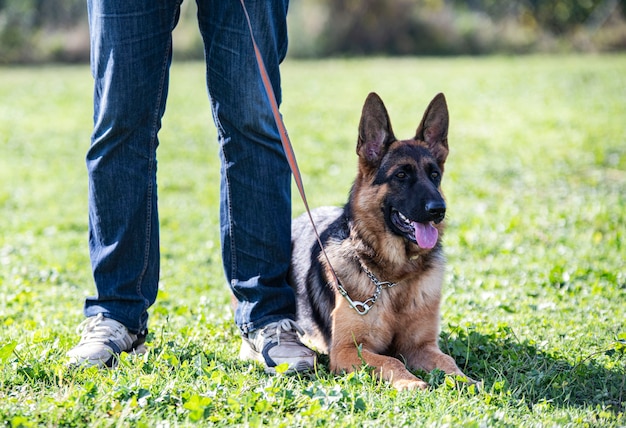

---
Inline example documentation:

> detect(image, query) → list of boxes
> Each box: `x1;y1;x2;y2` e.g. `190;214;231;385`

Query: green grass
1;54;625;427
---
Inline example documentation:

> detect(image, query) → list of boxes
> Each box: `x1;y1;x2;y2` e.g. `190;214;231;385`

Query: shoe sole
239;341;315;374
67;344;148;369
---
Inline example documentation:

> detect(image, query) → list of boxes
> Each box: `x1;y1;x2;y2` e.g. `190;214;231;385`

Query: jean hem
239;314;296;336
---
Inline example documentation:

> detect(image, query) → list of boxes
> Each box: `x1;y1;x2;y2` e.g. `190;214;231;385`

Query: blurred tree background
1;0;625;63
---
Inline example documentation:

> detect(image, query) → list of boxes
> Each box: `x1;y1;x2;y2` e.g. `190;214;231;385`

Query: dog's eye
395;171;407;179
430;172;440;181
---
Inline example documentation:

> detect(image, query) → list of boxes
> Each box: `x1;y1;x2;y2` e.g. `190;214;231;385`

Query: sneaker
66;313;147;368
239;319;316;374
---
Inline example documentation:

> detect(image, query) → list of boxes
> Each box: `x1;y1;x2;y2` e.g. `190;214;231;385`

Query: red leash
239;0;347;299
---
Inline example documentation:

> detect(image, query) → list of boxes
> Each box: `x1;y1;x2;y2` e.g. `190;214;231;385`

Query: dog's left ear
357;92;396;168
416;93;449;167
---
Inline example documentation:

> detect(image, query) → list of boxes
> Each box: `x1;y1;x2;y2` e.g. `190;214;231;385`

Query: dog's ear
416;93;449;167
357;92;396;167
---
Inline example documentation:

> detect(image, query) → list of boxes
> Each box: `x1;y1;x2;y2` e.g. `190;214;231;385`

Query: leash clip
336;281;373;315
336;260;401;316
351;301;372;315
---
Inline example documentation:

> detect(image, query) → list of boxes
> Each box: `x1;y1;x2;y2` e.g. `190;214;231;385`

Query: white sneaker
239;319;316;374
66;314;147;368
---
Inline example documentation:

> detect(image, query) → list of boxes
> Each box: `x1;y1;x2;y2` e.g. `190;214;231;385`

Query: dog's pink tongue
413;222;438;249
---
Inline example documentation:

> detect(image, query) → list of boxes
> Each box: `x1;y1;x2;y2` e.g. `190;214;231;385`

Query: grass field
0;54;625;427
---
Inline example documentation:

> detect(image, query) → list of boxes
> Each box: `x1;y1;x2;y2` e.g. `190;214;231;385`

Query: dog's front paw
393;378;429;391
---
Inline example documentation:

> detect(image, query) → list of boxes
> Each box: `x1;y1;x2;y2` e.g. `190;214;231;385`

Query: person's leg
198;0;293;333
197;0;314;372
68;0;181;367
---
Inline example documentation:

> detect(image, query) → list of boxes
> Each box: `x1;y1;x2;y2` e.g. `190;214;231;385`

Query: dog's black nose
425;200;446;223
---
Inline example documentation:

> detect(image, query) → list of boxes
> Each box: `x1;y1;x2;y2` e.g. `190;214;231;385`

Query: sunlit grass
0;55;625;426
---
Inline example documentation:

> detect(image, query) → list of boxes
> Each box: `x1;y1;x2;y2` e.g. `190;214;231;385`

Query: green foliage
289;0;626;57
0;0;39;63
0;55;625;426
0;0;86;63
451;0;620;32
2;1;626;62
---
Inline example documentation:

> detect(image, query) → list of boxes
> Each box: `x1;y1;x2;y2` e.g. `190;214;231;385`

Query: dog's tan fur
322;238;463;390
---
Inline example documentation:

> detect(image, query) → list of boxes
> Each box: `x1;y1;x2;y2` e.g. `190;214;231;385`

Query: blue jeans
84;0;294;335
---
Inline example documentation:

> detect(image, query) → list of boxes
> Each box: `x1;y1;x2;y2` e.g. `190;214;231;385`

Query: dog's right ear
357;92;396;167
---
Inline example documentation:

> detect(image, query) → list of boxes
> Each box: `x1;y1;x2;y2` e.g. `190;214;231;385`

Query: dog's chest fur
327;239;445;353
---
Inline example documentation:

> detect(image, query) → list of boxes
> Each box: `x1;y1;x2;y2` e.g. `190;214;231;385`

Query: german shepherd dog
288;92;470;390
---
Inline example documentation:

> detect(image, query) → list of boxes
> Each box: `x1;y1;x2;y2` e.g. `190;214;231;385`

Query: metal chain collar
336;259;399;315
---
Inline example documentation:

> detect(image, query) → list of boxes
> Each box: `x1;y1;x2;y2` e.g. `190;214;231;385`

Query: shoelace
268;319;304;346
76;313;127;344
